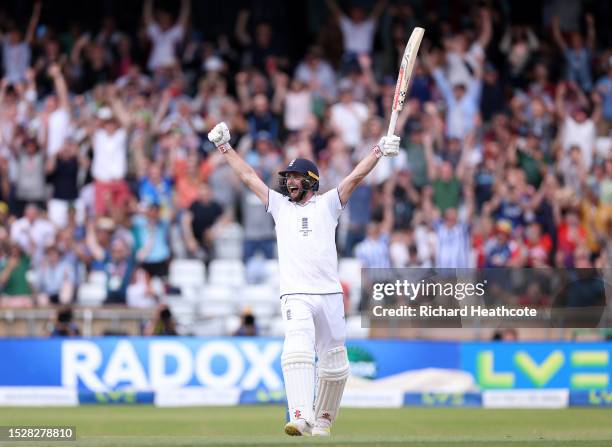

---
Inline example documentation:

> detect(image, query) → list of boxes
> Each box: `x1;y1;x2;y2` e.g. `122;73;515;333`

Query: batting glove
207;122;231;153
374;135;400;158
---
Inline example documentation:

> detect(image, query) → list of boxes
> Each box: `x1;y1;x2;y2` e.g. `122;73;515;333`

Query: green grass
0;406;611;447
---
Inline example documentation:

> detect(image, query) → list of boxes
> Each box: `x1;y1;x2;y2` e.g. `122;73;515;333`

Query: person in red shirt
556;208;587;267
524;222;552;267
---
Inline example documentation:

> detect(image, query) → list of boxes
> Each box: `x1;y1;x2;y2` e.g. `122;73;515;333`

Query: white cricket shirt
267;188;344;297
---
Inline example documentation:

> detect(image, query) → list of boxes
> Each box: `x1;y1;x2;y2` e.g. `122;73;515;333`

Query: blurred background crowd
0;0;610;335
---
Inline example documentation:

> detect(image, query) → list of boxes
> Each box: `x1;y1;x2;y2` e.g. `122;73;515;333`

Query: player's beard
289;185;302;202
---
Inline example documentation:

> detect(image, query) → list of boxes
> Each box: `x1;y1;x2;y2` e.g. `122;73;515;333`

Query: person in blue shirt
595;60;612;123
138;163;173;218
552;14;596;92
343;183;371;256
484;220;516;267
133;203;171;278
428;51;482;139
103;238;135;305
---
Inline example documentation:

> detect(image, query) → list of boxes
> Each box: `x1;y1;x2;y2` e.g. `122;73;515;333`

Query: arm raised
143;0;154;27
208;122;269;206
178;0;191;29
48;63;70;111
338;135;400;205
25;1;41;44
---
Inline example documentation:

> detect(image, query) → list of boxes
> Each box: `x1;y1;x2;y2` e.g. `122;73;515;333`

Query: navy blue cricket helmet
278;158;320;199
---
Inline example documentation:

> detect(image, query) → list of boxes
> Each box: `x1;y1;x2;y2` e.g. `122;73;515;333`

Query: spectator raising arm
467;64;483;101
591;90;603;125
25;1;42;44
423;131;437;181
180;211;200;255
551;16;567;51
554;81;568;120
234;8;251;46
85;220;106;262
357;54;380;97
107;85;132;128
526;26;540;51
70;34;90;67
370;0;387;21
142;0;154;28
585;13;595;51
152;88;172;133
177;0;191;30
0;78;9;107
475;8;493;50
456;130;476;182
48;64;70;112
325;0;342;22
271;72;289;115
395;98;418;135
431;66;455;105
235;72;252;113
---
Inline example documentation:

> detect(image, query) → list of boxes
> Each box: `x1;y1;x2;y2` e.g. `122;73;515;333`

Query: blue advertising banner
1;338;611;395
0;338;460;392
569;390;612;407
403;392;482;407
461;342;612;390
79;391;155;405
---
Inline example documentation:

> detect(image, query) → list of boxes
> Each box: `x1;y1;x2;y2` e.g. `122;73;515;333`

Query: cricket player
208;122;399;436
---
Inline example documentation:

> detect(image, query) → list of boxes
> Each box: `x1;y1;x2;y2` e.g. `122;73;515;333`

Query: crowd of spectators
0;0;610;310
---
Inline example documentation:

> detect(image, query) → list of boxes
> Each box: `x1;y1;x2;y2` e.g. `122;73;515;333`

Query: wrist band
217;143;229;153
372;145;383;159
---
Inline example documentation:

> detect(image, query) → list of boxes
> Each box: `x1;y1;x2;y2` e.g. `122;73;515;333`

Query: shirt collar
294;193;318;207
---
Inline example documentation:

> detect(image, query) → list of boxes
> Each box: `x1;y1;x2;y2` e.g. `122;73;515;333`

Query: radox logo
61;340;283;392
465;345;611;390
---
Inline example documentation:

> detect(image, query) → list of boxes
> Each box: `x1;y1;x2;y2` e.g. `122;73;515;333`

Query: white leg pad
282;340;315;424
314;346;350;424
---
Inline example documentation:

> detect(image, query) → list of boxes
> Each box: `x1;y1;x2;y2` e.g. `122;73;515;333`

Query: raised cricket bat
387;27;425;137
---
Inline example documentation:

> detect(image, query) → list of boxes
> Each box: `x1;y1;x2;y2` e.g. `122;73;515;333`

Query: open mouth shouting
287;184;301;198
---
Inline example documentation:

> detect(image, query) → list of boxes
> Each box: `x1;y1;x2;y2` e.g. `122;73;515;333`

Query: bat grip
387;110;399;137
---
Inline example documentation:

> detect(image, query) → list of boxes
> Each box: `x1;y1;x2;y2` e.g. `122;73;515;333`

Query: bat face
392;27;425;113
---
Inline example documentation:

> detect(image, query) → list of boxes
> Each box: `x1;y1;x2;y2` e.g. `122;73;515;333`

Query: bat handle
387;110;399;137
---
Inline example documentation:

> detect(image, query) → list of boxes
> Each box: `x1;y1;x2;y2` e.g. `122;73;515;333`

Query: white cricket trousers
281;293;346;358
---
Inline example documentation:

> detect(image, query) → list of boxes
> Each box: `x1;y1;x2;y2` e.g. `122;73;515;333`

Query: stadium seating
264;259;280;285
169;259;206;288
166;299;197;331
224;315;242;335
190;318;229;336
169;259;206;300
267;315;286;337
88;271;107;287
64;258;370;336
208;259;246;287
213;223;243;259
198;285;236;318
77;283;107;307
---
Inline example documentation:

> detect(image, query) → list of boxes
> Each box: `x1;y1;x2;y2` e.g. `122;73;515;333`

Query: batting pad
314;346;350;423
282;349;315;423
